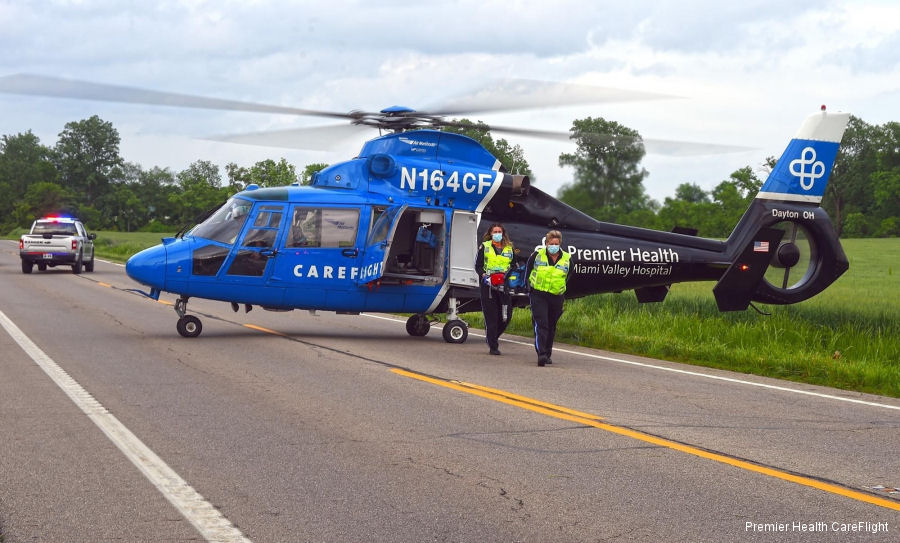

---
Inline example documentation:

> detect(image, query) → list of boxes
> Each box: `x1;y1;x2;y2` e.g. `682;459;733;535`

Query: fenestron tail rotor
763;221;817;291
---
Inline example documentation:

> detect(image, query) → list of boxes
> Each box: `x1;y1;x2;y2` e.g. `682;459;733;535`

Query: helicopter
0;75;850;341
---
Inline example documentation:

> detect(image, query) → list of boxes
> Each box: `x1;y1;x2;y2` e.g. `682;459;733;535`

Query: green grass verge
466;238;899;397
91;231;176;263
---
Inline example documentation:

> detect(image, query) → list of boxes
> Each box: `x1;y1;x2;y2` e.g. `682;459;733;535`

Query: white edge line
0;309;251;543
361;314;900;411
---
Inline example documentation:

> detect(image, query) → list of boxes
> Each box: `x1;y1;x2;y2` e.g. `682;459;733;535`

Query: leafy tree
171;160;231;225
657;168;762;237
54;115;122;209
225;162;250;191
0;131;58;231
841;212;873;237
824;116;878;236
872;170;900;225
557;117;650;222
674;182;709;203
442;120;533;177
727;165;763;199
134;166;179;228
300;162;330;185
226;158;301;189
248;158;298;187
12;182;77;225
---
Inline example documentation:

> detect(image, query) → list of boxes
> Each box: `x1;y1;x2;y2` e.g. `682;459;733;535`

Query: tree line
1;114;896;238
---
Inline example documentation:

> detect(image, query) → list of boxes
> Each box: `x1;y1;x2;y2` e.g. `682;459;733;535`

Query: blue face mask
546;244;560;255
492;233;503;243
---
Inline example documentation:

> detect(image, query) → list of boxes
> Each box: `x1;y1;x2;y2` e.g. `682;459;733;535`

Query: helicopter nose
126;243;167;290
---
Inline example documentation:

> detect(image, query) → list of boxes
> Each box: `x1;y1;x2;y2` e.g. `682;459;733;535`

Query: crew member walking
526;230;570;366
475;223;515;355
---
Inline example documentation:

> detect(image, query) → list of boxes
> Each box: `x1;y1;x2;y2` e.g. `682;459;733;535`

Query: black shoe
489;348;501;355
546;358;552;365
538;356;546;366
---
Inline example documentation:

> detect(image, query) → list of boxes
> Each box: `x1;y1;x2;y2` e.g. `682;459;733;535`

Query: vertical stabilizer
756;110;850;204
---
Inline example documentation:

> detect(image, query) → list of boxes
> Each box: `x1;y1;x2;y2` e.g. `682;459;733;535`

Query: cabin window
287;207;359;248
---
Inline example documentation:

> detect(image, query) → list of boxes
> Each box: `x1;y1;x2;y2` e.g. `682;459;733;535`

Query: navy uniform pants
480;284;511;350
529;289;564;360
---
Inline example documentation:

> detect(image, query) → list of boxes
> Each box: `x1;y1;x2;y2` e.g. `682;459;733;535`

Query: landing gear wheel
442;319;468;344
406;314;430;337
22;260;33;274
176;315;202;338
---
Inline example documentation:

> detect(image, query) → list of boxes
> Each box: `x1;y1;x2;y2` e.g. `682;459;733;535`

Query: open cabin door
357;204;407;285
449;211;479;288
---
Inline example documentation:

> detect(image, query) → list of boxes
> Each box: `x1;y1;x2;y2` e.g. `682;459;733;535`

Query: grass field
470;238;900;398
91;231;177;262
8;230;897;397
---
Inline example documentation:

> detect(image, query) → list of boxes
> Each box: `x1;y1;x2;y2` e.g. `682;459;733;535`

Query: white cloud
1;0;898;202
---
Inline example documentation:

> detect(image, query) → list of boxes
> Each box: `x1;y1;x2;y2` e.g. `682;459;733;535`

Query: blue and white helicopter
0;75;850;340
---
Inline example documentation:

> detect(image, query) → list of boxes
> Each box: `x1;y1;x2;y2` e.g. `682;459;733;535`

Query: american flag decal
753;241;770;252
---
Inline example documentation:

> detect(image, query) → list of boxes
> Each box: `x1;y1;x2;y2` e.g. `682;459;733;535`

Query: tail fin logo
756;111;849;204
789;147;826;191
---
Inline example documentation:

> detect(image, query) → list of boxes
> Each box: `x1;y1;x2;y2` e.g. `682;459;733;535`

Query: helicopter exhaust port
501;173;530;196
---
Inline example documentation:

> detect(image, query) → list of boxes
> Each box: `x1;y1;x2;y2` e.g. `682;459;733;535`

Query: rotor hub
776;242;801;268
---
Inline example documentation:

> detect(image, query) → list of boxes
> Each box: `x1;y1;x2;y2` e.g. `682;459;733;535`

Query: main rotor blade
0;73;353;121
206;123;369;151
470;122;754;156
428;78;677;115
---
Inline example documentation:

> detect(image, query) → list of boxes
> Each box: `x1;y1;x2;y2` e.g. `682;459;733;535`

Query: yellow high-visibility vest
528;248;570;295
483;240;514;273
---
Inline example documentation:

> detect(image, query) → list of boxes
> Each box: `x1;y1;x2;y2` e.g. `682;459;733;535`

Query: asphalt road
1;241;898;542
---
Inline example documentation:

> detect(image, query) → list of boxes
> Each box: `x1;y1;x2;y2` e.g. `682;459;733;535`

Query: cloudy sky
1;0;898;202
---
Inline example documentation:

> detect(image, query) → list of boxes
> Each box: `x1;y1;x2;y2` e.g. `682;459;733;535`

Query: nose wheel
440;295;468;344
176;315;203;338
174;297;203;338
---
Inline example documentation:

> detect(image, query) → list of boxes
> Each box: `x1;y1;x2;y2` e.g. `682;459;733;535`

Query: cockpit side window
191;197;252;244
227;205;284;276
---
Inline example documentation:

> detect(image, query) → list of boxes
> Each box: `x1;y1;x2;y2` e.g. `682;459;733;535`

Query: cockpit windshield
190;197;252;244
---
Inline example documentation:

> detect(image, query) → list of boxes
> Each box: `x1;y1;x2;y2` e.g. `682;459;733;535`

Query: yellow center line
244;323;291;337
393;369;604;427
98;282;112;288
456;380;603;421
394;367;900;512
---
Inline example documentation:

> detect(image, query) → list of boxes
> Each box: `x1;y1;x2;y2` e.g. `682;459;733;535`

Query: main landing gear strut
174;296;202;338
404;295;468;344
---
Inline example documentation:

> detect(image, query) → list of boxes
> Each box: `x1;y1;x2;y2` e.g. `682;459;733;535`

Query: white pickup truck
19;216;96;274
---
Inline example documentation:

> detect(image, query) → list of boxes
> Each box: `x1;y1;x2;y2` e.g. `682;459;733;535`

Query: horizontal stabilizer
713;228;785;311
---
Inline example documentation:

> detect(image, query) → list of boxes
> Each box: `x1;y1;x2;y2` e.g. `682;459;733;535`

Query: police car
19;216;96;274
